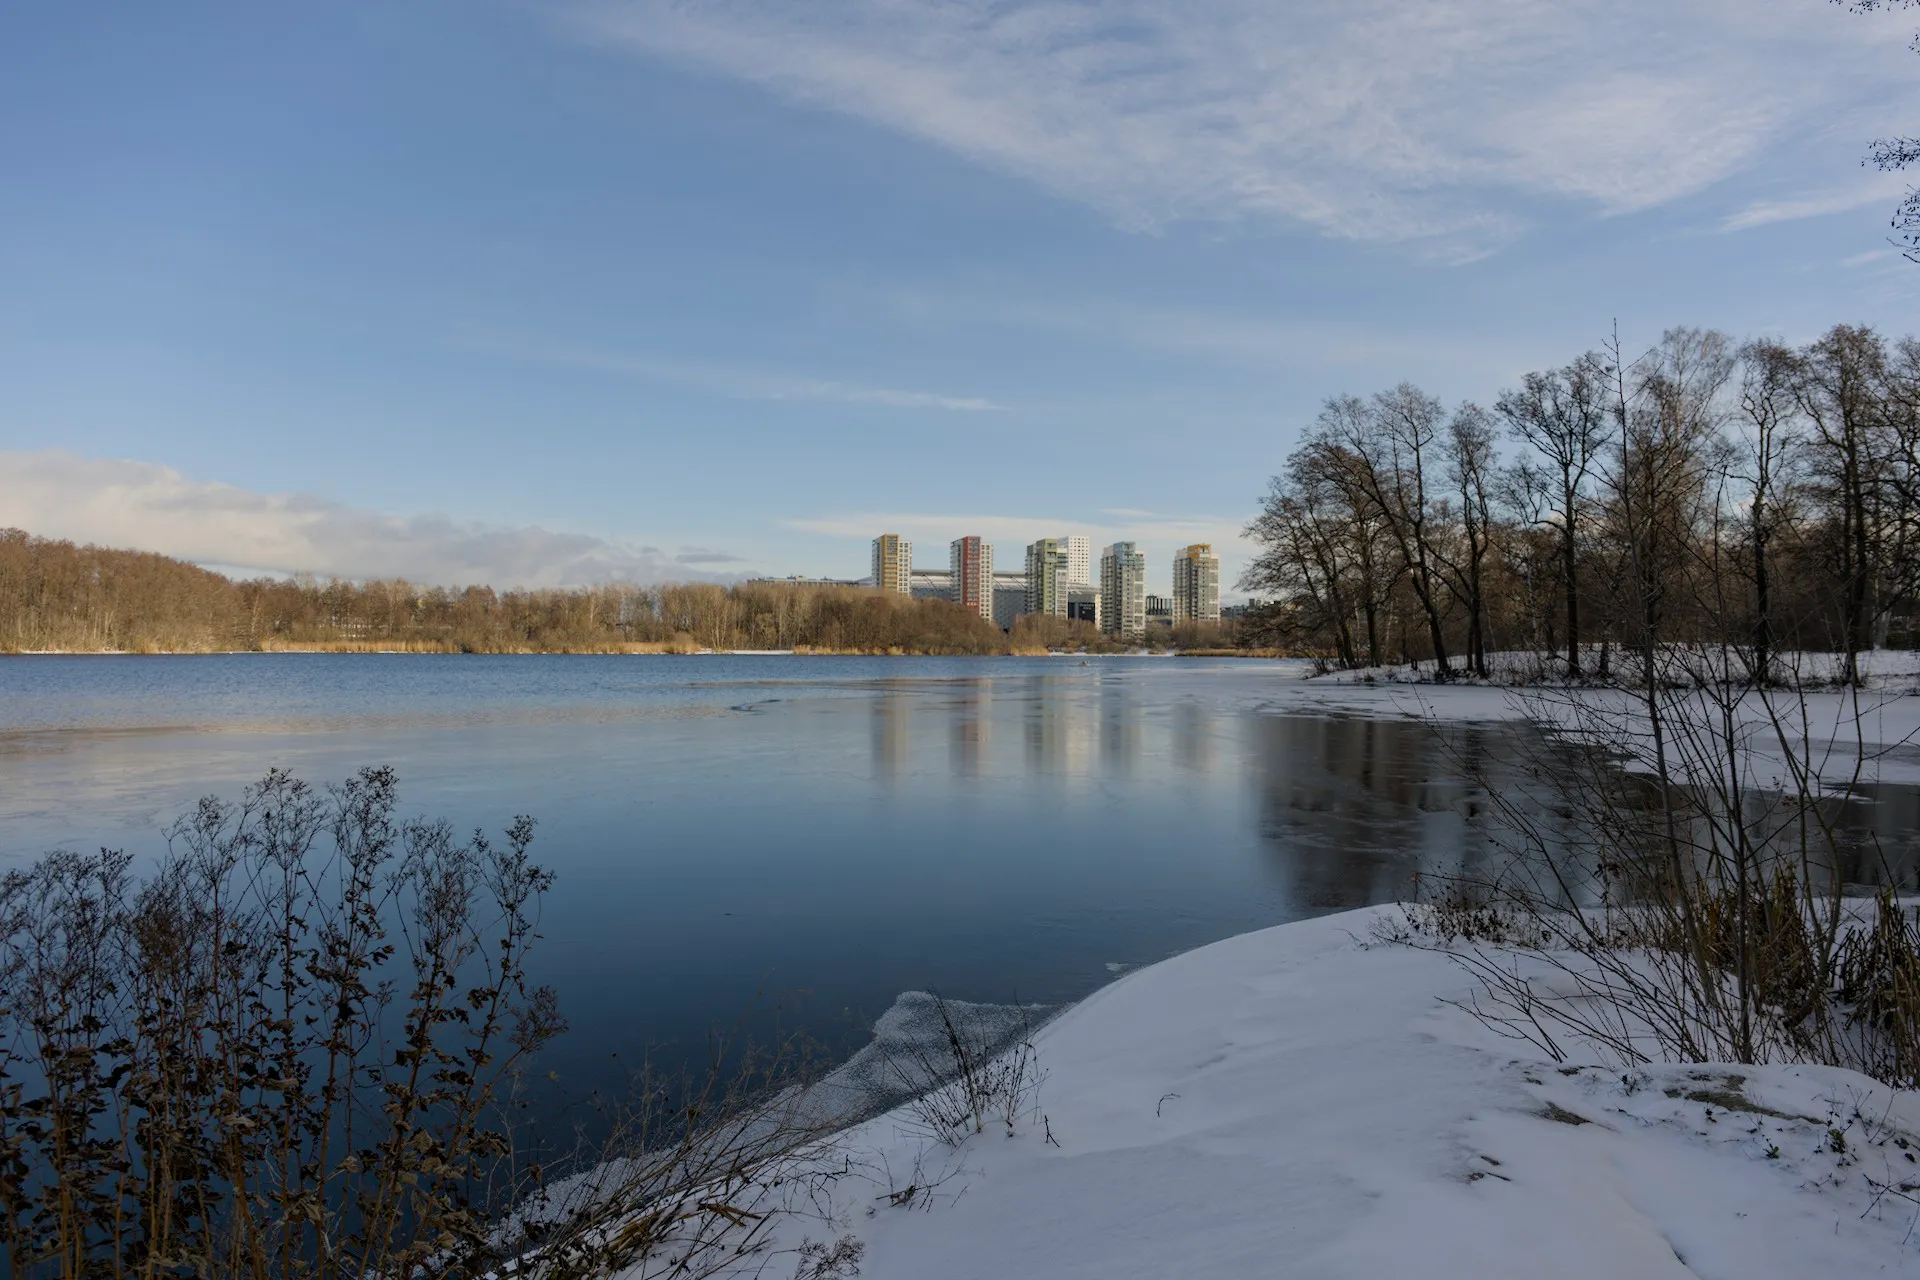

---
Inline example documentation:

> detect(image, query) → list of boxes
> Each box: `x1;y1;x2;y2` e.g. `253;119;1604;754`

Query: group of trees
234;577;1013;655
0;530;247;653
0;532;1010;654
1241;324;1920;682
1008;612;1239;654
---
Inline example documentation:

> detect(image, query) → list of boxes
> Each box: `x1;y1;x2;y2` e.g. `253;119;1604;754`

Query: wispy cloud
958;291;1536;373
1841;247;1903;268
847;281;1575;395
470;333;1006;413
565;0;1909;253
0;451;752;587
1720;171;1914;232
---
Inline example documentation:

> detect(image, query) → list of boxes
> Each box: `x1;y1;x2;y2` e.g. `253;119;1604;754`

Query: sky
2;1;1917;598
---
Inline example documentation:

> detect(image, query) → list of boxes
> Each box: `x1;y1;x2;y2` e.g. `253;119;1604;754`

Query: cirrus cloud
565;0;1915;254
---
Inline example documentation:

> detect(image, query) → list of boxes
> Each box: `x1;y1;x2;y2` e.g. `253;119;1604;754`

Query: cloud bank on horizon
0;452;749;589
0;452;1258;594
569;0;1913;256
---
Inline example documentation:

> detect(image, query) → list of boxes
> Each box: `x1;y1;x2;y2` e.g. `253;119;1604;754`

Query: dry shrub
0;769;848;1280
1838;890;1920;1089
0;768;563;1279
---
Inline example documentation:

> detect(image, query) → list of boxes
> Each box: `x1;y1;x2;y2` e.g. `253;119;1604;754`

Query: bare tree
1242;433;1403;667
1608;327;1734;659
1329;387;1455;675
1729;340;1804;682
1793;325;1895;682
1496;353;1612;675
1436;402;1499;676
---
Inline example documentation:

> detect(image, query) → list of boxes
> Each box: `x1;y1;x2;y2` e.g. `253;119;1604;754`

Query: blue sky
2;1;1916;596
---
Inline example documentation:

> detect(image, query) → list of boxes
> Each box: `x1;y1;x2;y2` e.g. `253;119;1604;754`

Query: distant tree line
0;532;1013;654
1241;324;1920;682
1007;612;1242;654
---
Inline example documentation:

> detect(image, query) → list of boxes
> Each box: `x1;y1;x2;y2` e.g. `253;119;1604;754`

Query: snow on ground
748;909;1920;1279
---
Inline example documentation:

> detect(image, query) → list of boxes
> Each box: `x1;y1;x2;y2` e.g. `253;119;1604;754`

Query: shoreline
759;907;1920;1276
0;646;1302;659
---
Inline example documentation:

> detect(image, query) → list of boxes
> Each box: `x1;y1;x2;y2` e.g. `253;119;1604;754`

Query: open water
3;653;1913;1104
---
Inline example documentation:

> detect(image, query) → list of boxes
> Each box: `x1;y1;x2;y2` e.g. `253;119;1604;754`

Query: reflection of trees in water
1849;784;1920;891
1253;715;1547;910
1254;712;1920;912
1602;771;1920;895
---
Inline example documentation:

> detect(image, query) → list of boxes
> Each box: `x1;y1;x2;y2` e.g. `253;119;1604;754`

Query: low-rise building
991;573;1028;630
743;576;864;589
1066;585;1101;628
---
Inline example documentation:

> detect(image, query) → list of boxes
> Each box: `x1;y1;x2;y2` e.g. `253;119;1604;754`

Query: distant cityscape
752;534;1226;639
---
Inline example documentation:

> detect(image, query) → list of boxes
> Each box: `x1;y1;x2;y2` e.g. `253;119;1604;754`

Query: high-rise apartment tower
1172;544;1221;623
949;536;995;620
1024;538;1068;617
1100;541;1147;640
871;534;913;594
1061;535;1092;588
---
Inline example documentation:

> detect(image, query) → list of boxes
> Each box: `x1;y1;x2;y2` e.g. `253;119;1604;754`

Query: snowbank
777;909;1920;1279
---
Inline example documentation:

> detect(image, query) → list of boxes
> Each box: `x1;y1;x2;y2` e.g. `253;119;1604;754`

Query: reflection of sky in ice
2;653;1913;1110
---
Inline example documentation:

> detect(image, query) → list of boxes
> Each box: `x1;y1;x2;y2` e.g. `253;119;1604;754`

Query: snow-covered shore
783;908;1920;1278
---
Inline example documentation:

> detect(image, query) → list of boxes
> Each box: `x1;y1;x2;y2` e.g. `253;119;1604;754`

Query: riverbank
1;642;1297;657
779;907;1920;1277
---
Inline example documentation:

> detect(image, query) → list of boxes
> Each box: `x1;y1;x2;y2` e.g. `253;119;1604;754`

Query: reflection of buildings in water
870;688;912;779
1098;679;1144;776
947;681;991;776
1063;689;1095;777
1171;699;1212;773
1253;714;1522;910
1022;680;1096;779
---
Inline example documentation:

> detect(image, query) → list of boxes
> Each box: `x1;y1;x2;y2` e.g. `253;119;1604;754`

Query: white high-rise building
1060;535;1092;588
871;534;912;594
1100;542;1147;640
949;536;994;620
1024;538;1068;617
1171;544;1221;623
